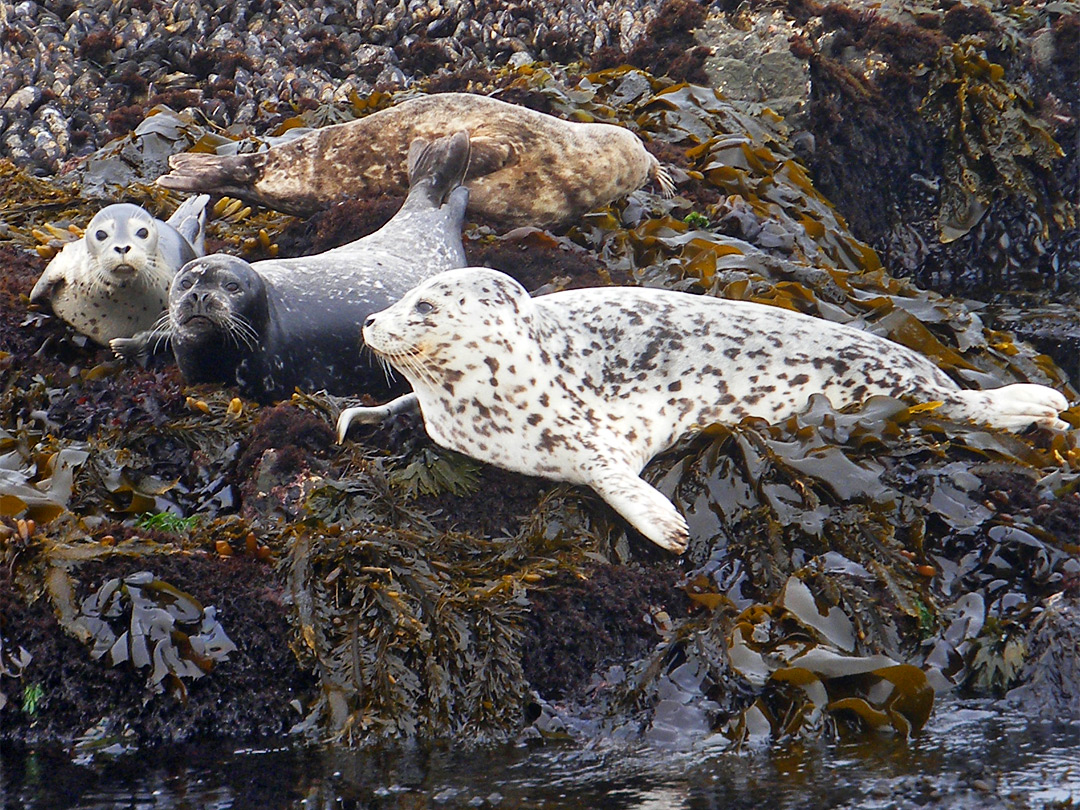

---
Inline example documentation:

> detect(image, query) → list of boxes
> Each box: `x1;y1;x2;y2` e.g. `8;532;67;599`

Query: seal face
358;267;1069;553
151;131;473;403
157;92;672;228
29;197;209;345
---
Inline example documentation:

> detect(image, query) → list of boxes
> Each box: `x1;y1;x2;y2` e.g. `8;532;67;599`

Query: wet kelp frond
285;524;534;744
921;39;1069;242
48;569;236;700
519;393;1075;743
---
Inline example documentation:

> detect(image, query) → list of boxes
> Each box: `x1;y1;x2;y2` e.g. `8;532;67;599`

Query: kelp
921;39;1069;242
722;576;934;741
47;569;236;699
285;523;530;743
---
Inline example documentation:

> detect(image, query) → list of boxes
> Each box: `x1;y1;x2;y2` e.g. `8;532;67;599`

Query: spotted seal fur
29;195;209;345
339;267;1070;553
116;132;471;403
156;92;672;228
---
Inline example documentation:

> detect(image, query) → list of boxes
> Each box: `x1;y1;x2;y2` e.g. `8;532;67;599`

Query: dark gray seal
341;267;1070;554
29;195;209;345
117;132;471;403
156;92;672;228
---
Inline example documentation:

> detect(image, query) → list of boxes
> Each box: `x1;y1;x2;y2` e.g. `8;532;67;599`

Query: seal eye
415;300;434;315
225;282;240;293
135;227;149;239
95;230;108;241
179;277;194;290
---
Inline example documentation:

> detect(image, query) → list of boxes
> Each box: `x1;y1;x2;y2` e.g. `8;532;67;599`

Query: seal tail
404;130;471;208
941;384;1070;432
166;193;210;255
157;152;262;195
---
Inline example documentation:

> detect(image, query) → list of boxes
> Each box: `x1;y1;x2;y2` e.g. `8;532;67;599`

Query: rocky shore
1;0;1078;753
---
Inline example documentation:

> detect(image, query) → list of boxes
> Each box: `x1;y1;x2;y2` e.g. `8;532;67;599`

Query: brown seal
156;92;672;228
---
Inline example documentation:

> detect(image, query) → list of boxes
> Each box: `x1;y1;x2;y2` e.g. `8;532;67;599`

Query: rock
697;11;810;120
1006;594;1080;720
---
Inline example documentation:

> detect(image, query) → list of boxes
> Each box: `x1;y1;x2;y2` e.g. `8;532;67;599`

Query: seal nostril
364;316;376;328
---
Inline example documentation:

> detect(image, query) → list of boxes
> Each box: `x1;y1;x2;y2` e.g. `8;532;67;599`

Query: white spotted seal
156;92;672;228
339;267;1070;554
118;132;472;403
29;195;209;345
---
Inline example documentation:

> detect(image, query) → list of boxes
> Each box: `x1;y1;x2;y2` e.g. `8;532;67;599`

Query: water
3;699;1078;809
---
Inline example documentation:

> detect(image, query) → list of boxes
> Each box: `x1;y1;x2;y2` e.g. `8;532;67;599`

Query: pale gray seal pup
156;92;672;228
29;195;209;345
117;131;472;404
339;267;1070;554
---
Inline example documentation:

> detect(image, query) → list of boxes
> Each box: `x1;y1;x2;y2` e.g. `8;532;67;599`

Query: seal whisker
226;315;259;351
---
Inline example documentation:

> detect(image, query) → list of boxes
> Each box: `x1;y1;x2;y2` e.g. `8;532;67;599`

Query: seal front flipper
158;152;265;201
337;393;420;443
29;240;84;310
165;193;211;255
111;327;171;366
580;459;689;555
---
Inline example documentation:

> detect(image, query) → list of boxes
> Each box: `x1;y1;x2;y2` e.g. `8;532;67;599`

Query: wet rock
1006;594;1080;720
697;10;811;120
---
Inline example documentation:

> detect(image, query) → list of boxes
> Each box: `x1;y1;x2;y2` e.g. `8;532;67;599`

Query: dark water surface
3;699;1077;809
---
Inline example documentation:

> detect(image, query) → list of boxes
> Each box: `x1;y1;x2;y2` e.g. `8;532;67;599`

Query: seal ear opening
406;130;472;207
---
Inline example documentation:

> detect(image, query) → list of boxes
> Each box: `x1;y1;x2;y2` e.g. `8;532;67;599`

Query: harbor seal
29;195;209;345
116;131;472;403
156;92;672;229
339;267;1070;554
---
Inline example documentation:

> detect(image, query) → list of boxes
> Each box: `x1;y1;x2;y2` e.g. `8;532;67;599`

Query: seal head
168;254;270;386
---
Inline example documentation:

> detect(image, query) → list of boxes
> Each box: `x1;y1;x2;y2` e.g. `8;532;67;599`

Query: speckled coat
361;268;1068;552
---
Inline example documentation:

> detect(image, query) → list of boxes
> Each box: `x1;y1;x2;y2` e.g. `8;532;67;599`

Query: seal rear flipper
583;463;689;554
166;193;211;255
942;384;1070;432
405;131;471;208
157;152;263;195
